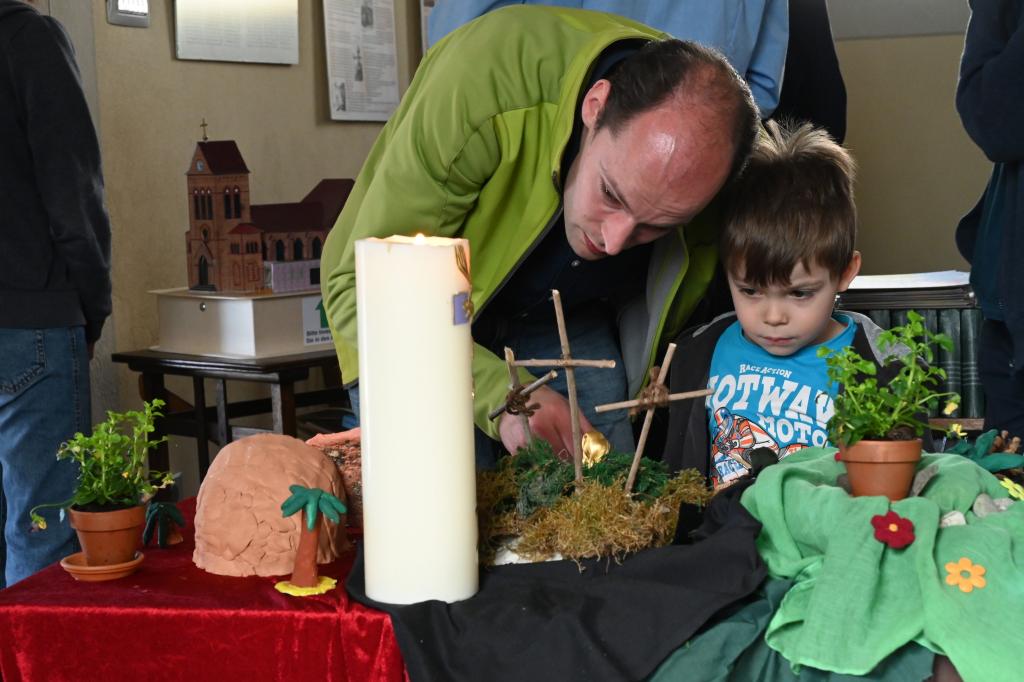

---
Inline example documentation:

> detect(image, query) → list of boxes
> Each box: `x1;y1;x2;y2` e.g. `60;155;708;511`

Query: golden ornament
581;430;610;468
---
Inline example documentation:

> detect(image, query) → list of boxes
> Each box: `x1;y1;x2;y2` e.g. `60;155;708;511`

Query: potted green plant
818;311;959;500
30;399;175;571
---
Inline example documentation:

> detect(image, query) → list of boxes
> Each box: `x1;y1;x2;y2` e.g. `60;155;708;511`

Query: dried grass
476;443;711;565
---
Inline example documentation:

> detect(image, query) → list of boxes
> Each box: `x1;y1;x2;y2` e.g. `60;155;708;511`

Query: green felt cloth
650;578;935;681
739;448;1023;681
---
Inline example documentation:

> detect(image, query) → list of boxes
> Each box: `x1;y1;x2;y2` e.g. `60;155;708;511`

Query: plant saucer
60;551;144;582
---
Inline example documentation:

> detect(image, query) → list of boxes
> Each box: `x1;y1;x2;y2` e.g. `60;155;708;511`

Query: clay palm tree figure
280;485;347;589
143;501;186;547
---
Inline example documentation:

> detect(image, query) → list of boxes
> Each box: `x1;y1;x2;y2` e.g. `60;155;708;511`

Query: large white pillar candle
355;235;478;604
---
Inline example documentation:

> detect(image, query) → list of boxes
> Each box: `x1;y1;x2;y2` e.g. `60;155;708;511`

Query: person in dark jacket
0;0;112;587
955;0;1024;440
663;121;869;486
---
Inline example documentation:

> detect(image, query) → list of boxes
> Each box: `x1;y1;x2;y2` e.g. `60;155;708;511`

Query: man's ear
581;79;611;131
837;251;862;292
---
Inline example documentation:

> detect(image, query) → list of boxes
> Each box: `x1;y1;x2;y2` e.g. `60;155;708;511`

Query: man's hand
498;385;594;459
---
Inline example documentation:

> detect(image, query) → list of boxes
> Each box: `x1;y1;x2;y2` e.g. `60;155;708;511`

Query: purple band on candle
453;291;472;325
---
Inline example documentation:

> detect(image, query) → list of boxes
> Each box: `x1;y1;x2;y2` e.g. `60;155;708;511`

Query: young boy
662;121;897;487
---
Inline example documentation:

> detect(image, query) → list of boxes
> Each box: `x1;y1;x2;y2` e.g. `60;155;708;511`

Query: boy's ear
837;251;862;292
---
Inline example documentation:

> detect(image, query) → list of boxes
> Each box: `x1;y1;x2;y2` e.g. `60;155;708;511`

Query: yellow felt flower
942;401;959;416
944;557;986;593
1000;477;1024;501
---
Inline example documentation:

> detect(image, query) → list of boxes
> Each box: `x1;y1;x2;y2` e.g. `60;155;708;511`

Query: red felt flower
870;511;915;549
834;452;842;461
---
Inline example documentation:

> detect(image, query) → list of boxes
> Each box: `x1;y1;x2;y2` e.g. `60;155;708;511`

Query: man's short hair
596;39;759;185
721;120;857;286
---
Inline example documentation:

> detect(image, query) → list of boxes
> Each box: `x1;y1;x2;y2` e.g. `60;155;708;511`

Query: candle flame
414;233;426;245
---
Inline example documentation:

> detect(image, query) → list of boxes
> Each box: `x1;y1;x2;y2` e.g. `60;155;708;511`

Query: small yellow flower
35;518;47;531
943;401;959;416
944;557;986;593
122;471;130;478
947;423;967;439
1000;477;1024;501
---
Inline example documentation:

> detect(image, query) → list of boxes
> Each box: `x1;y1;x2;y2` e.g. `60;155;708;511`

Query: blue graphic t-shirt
706;315;856;486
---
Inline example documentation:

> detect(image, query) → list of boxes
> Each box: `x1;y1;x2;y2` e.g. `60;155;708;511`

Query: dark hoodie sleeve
956;0;1024;162
9;12;112;343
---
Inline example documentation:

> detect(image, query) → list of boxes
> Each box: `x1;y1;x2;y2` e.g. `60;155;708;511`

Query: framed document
323;0;401;122
175;0;299;65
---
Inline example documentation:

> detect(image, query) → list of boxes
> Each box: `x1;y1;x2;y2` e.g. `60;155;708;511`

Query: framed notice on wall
323;0;401;122
175;0;299;65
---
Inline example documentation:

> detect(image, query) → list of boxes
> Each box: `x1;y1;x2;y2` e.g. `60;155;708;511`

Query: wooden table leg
192;377;211;481
215;379;232;446
271;381;297;436
140;372;169;474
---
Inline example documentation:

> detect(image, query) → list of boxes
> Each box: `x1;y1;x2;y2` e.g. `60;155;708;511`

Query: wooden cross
200;118;209;141
594;342;713;493
487;347;558;443
507;290;616;483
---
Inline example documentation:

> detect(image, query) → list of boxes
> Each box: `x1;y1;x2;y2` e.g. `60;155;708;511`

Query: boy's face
728;253;861;356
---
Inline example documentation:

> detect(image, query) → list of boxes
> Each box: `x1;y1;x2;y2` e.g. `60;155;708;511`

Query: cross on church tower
200;118;209;141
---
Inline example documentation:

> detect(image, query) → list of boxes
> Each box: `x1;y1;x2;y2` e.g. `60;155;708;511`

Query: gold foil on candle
581;430;610;468
455;244;471;284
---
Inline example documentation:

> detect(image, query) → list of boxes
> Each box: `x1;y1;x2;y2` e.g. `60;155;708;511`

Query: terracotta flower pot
69;505;147;566
838;439;922;501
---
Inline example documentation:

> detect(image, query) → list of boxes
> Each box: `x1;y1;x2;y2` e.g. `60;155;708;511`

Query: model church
185;138;353;293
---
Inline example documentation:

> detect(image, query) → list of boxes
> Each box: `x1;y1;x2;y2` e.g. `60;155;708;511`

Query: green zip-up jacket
321;5;722;439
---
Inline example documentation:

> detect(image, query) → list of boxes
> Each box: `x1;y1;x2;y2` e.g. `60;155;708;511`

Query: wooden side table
111;348;346;481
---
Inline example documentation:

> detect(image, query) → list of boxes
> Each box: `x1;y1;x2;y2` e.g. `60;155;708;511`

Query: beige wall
69;0;420;492
836;34;990;275
93;0;417;374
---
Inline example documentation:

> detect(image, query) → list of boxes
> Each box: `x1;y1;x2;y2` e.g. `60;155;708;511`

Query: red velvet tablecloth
0;499;406;682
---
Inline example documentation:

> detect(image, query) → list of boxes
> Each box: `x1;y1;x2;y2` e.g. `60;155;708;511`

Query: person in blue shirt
662;121;905;488
426;0;787;118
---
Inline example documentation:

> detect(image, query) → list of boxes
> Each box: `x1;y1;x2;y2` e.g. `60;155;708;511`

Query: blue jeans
0;327;88;588
346;305;634;469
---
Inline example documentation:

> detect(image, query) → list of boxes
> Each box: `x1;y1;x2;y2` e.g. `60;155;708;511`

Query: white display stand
151;288;333;358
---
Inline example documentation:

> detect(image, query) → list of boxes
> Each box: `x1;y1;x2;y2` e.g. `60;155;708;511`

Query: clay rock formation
193;433;349;577
307;428;363;529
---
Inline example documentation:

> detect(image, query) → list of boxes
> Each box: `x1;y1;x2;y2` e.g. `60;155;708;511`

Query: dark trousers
979;318;1024;438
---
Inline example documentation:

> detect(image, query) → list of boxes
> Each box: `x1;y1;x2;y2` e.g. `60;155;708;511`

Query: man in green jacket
321;6;757;463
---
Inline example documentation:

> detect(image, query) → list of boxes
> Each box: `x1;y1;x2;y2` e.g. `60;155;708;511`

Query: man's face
728;254;861;357
562;79;735;261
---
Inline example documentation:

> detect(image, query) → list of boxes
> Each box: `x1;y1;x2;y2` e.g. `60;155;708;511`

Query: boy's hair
721;120;857;287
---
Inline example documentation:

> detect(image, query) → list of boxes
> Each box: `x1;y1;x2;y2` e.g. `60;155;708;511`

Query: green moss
476;439;712;564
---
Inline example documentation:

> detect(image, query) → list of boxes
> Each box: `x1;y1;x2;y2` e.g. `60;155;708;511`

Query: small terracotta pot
69;505;147;566
838;438;922;501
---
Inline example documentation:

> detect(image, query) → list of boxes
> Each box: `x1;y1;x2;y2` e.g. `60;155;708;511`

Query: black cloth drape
347;492;766;682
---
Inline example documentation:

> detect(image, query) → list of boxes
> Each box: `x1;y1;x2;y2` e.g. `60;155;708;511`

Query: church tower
184;131;252;290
